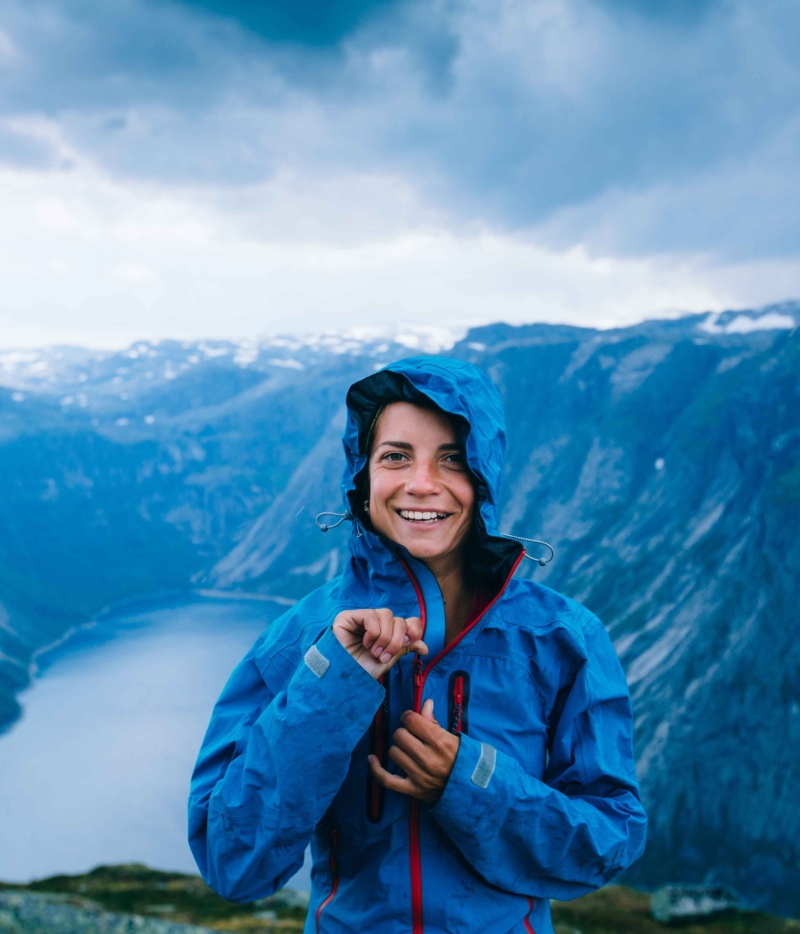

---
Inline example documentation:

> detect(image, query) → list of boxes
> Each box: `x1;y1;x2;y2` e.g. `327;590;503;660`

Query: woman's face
366;401;475;565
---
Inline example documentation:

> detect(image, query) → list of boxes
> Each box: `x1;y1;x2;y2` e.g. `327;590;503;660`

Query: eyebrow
375;441;461;451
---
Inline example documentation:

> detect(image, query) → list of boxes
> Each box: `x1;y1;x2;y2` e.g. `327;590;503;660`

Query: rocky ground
0;865;306;933
0;890;215;934
550;886;800;933
2;865;798;934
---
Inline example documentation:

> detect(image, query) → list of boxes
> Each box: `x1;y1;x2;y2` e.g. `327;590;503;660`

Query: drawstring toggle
315;511;352;532
501;533;555;566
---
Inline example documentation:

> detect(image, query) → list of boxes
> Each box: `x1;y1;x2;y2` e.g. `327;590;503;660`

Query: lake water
0;595;311;890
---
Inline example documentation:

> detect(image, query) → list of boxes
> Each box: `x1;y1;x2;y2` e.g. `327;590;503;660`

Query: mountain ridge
1;304;798;914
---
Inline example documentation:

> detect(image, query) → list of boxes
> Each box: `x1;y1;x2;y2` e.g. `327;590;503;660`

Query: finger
404;616;423;644
388;743;430;780
401;710;444;744
392;727;433;771
361;610;381;649
335;609;370;635
403;709;442;737
380;616;407;663
376;638;427;674
371;608;395;659
368;755;418;797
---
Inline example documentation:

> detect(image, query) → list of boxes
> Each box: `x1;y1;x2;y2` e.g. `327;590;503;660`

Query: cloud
177;0;402;47
3;147;800;349
2;1;798;247
109;261;157;282
539;113;800;261
0;27;19;62
0;0;798;344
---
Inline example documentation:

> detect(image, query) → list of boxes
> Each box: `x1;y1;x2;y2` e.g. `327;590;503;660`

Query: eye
382;451;408;463
443;452;466;467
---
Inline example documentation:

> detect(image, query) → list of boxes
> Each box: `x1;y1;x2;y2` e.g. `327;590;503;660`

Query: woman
189;357;647;934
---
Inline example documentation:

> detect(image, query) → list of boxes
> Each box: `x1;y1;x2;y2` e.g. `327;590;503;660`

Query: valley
1;305;798;914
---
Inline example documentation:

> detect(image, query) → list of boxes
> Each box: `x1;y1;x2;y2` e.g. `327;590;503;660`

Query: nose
405;458;440;496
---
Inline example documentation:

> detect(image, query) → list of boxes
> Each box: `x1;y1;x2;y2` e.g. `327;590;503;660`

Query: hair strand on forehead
363;396;456;457
363;404;385;456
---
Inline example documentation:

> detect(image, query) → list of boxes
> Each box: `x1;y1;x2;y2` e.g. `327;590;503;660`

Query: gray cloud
176;0;403;47
0;0;798;260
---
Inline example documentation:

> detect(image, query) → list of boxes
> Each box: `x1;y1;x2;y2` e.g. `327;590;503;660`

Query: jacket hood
342;356;521;587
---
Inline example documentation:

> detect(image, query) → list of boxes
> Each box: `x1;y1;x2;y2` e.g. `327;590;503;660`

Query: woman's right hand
332;609;427;679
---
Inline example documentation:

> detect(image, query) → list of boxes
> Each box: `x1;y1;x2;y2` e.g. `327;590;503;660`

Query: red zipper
452;675;464;733
447;670;470;734
399;563;426;934
524;896;537;933
315;827;339;933
398;548;525;934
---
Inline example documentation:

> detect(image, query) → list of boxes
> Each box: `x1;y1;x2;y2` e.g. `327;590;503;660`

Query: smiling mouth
397;509;451;523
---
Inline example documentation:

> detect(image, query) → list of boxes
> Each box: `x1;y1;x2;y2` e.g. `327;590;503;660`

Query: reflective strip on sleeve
471;743;496;789
304;644;330;679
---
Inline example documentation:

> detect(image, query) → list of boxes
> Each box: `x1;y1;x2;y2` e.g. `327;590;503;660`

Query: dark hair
345;370;518;590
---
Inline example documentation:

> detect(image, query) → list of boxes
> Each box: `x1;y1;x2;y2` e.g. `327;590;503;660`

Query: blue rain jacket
189;356;647;934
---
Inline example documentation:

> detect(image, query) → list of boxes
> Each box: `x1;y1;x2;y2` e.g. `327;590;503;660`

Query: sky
0;0;799;347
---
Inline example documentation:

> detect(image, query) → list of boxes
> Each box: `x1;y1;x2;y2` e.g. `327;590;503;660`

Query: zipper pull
452;705;462;734
451;675;464;734
413;656;423;688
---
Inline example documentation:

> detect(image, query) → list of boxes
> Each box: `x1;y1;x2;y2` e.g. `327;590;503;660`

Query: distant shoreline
1;590;292;736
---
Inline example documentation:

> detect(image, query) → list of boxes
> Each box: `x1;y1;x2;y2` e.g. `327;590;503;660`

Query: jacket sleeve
429;613;647;900
188;625;385;902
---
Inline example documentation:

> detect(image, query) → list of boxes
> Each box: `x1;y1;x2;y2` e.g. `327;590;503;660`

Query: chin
379;516;463;562
400;534;452;562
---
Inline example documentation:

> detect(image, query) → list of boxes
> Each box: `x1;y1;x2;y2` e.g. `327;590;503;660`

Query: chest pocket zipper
448;670;471;735
315;827;340;933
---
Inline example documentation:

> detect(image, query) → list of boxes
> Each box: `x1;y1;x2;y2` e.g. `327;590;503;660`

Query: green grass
2;865;798;933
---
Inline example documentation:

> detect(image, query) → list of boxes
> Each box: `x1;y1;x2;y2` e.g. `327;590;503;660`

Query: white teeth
399;509;448;521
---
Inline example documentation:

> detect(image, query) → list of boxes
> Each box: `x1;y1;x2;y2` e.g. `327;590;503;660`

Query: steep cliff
0;307;797;913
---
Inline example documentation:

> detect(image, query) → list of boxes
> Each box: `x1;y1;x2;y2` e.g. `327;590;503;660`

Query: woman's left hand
368;699;459;805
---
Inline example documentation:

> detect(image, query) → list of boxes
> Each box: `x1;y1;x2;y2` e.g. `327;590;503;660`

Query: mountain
1;305;798;915
0;329;434;726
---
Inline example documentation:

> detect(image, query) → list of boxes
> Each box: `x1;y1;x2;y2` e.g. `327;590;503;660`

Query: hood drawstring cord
316;511;363;537
316;512;550;558
501;533;555;567
315;511;350;531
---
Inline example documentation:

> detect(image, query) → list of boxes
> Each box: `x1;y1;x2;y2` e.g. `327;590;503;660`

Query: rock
651;885;739;923
255;889;309;912
0;891;215;934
